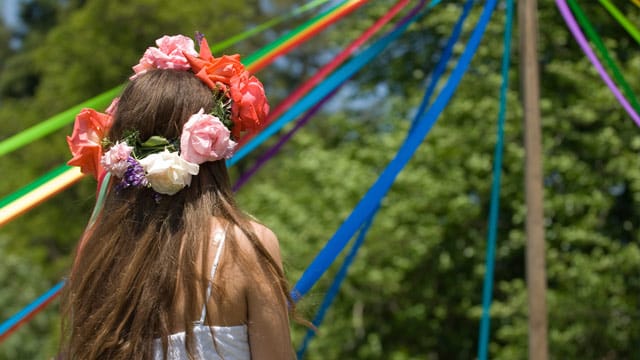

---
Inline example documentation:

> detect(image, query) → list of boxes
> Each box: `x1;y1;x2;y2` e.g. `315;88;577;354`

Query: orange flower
185;38;244;91
66;108;113;179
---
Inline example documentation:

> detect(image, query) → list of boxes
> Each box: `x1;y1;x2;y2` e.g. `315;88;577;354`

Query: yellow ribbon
0;168;84;228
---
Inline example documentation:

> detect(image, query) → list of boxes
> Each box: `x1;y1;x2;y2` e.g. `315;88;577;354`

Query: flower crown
66;34;269;197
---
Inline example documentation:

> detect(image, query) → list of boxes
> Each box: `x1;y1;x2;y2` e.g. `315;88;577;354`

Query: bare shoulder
251;222;282;262
239;222;294;358
232;221;283;266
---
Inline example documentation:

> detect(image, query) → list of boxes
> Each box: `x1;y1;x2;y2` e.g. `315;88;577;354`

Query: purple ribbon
556;0;640;126
232;88;339;192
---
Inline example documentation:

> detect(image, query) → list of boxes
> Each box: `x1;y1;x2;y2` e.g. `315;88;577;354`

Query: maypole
519;0;548;359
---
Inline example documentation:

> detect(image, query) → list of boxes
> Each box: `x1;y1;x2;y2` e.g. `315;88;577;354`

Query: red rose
185;36;269;139
229;71;269;138
66;109;113;179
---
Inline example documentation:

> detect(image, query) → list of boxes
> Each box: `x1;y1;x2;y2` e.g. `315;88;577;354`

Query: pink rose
101;142;133;178
229;70;269;138
67;108;114;179
131;35;199;79
180;109;237;164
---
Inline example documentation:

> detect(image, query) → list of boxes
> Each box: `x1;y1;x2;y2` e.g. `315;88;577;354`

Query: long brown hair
60;69;294;359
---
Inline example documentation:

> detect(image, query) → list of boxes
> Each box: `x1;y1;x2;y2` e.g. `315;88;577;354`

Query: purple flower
117;156;148;191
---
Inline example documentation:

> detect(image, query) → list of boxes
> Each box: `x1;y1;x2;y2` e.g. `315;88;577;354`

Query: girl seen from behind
61;34;296;359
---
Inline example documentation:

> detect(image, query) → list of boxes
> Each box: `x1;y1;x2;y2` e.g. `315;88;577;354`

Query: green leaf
140;136;170;148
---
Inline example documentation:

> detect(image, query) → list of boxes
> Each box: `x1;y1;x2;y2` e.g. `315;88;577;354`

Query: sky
1;0;22;29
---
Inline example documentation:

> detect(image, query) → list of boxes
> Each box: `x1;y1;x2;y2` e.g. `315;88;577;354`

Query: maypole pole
519;0;548;359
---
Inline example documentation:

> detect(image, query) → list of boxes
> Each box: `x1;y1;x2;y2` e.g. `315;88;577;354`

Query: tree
1;0;639;358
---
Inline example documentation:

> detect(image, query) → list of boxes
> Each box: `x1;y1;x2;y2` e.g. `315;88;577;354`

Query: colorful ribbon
0;167;83;227
229;1;426;165
0;0;363;227
233;0;412;188
0;0;342;160
209;0;333;54
0;281;65;343
246;0;410;145
556;0;640;126
232;88;338;192
568;0;640;113
245;0;368;73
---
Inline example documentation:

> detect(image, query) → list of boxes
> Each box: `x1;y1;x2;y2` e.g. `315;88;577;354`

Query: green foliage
1;0;640;358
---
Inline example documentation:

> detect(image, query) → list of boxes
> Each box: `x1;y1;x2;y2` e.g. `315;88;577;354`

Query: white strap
198;230;226;324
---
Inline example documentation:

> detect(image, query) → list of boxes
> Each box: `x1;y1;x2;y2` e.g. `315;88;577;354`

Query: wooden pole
519;0;549;359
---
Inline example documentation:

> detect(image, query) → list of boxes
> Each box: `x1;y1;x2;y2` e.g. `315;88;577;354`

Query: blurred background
0;0;639;358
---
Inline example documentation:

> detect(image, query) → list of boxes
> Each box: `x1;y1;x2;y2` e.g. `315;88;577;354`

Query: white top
152;325;249;360
153;230;251;359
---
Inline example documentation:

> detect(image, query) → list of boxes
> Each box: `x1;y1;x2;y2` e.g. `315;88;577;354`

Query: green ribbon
568;0;640;113
243;0;349;64
0;164;73;209
599;0;640;45
210;0;332;53
88;173;111;226
0;87;124;158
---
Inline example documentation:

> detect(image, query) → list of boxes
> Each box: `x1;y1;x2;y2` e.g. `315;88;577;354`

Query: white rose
138;149;199;195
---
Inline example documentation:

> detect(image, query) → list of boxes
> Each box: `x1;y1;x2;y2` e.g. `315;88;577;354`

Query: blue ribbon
296;206;378;358
0;281;65;338
412;0;476;129
292;0;498;302
477;0;513;358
